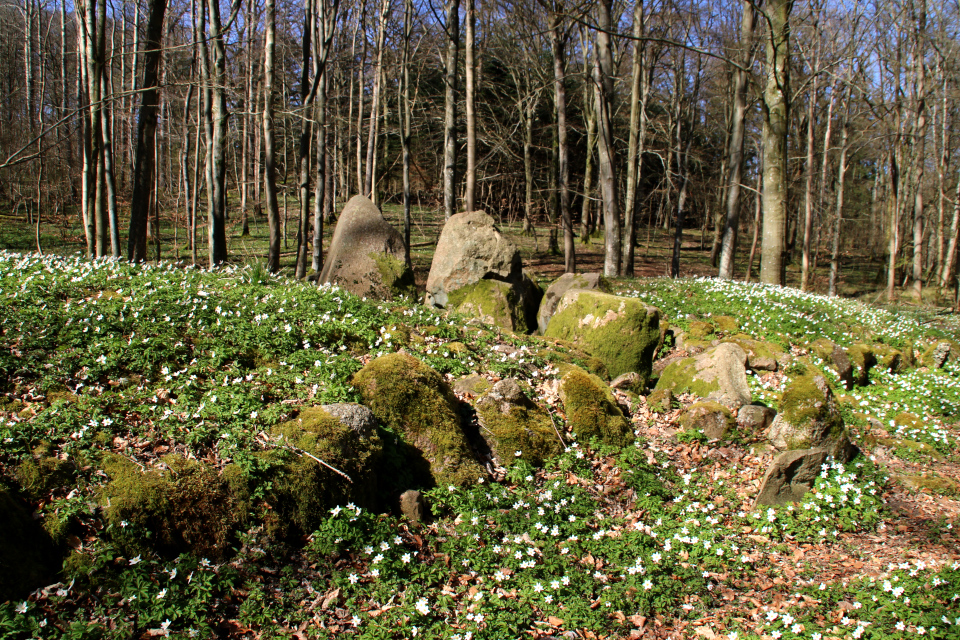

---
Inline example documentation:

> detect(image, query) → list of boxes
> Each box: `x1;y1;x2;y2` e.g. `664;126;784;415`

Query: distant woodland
1;0;958;297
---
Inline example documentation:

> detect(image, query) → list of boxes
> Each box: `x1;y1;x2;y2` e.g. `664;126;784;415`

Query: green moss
871;344;904;373
846;344;876;385
1;484;59;602
267;406;383;535
646;388;674;413
678;401;735;442
352;352;484;487
558;367;633;448
687;320;715;339
101;454;238;560
774;375;846;451
807;338;837;362
654;357;718;399
475;399;563;467
897;473;959;497
370;252;416;300
544;292;661;384
722;334;781;369
449;279;530;333
16;455;75;502
713;316;740;333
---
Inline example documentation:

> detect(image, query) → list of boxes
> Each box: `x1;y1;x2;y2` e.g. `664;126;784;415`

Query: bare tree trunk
464;0;476;212
401;0;413;265
263;0;281;272
295;0;316;278
364;0;389;199
581;90;596;242
206;0;229;267
594;0;620;276
718;0;756;280
128;0;169;262
443;0;460;219
549;8;574;273
313;0;338;277
828;95;850;296
910;0;927;301
760;0;792;286
940;174;960;288
745;150;763;283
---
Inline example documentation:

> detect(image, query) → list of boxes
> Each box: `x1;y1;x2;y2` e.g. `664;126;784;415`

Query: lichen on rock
654;343;751;409
767;375;856;462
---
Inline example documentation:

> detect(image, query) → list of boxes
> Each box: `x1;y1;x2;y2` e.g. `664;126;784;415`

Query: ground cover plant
1;251;958;639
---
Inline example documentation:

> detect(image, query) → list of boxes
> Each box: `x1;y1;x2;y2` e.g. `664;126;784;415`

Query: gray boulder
320;403;377;438
425;210;541;332
319;195;414;300
654;343;752;410
755;449;828;506
766;375;856;462
737;404;776;436
538;272;609;334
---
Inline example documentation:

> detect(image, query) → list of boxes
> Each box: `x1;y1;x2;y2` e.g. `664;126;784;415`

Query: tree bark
464;0;477;212
443;0;460;219
549;8;574;273
760;0;792;286
263;0;281;272
594;0;620;276
129;0;169;262
718;0;757;280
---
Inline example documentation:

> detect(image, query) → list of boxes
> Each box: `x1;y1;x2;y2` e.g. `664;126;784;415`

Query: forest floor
1;250;959;639
0;197;921;307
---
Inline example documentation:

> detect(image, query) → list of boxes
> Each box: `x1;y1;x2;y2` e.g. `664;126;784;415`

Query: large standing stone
544;291;661;385
351;352;484;487
538;272;609;334
755;449;828;506
654;343;752;409
425;210;541;332
766;375;856;462
475;378;563;466
318;195;414;300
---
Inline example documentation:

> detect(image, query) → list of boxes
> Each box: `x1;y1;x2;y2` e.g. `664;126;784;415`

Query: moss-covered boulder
646;388;674;414
767;375;856;462
16;452;76;502
318;195;415;300
267;404;383;535
544;291;661;385
101;455;239;560
537;272;610;334
919;340;955;369
872;344;904;373
808;338;854;389
713;316;740;333
448;277;542;334
678;401;735;442
722;335;782;372
1;484;59;602
475;379;563;466
558;367;633;447
846;344;876;386
352;352;484;487
654;343;751;409
687;320;715;340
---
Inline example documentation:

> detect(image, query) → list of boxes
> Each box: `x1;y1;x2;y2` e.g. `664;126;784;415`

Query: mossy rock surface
871;344;904;373
475;379;563;466
722;334;782;371
16;454;76;502
845;344;876;386
268;405;383;535
558;367;633;448
448;279;534;334
101;455;238;560
678;401;735;442
654;343;751;409
897;473;959;497
919;340;957;368
687;320;715;339
352;352;484;487
544;291;661;385
713;316;740;333
0;485;59;602
646;388;674;414
537;272;610;334
767;375;855;462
